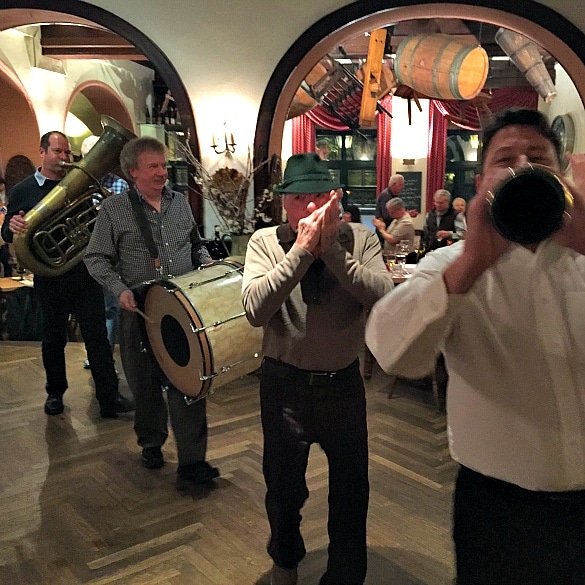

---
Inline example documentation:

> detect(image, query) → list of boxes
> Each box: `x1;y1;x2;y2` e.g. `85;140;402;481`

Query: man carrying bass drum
85;136;219;488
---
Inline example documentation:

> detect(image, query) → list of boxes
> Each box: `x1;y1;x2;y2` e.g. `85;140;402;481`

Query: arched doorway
0;1;202;219
67;82;134;156
255;1;585;176
0;62;39;173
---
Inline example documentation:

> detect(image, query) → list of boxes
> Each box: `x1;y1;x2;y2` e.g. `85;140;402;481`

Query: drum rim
144;281;213;397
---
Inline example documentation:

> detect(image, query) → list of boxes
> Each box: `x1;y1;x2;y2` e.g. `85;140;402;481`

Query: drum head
143;281;211;397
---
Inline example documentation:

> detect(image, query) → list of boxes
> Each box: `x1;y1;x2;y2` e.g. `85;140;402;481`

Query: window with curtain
444;130;481;201
315;129;377;207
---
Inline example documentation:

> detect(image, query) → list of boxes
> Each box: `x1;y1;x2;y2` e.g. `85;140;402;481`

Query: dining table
363;263;417;379
0;274;40;340
390;263;417;284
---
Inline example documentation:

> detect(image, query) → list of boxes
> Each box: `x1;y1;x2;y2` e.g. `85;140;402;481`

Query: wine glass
382;245;396;272
394;240;411;277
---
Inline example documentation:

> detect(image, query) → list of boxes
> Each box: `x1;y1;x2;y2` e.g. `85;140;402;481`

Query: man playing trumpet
366;109;585;585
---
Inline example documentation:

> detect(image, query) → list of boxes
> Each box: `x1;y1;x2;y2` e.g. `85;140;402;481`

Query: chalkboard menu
400;171;422;211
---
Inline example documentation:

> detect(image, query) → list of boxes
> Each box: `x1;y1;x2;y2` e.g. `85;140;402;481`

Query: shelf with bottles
138;122;187;163
144;88;182;126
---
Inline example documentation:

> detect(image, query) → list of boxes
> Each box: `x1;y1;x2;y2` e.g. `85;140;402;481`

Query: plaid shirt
85;185;210;297
101;172;129;195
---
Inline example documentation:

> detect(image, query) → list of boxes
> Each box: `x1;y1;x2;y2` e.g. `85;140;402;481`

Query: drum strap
129;188;207;275
128;188;162;276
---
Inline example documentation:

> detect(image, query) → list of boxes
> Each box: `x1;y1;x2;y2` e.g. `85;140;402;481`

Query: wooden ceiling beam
40;24;146;60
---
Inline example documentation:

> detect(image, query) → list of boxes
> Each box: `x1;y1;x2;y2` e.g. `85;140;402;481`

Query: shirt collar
34;168;58;186
135;184;174;202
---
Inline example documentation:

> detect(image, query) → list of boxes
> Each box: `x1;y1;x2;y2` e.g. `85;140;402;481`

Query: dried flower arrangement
173;139;273;235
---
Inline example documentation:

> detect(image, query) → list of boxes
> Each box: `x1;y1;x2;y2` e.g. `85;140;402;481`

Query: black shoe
99;392;135;418
177;461;220;484
44;394;64;415
141;446;164;469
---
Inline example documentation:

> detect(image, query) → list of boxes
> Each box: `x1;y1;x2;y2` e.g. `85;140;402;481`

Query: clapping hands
296;189;343;258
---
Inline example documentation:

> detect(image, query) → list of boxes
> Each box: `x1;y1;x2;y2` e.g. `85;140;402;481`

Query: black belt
459;465;585;504
262;357;359;388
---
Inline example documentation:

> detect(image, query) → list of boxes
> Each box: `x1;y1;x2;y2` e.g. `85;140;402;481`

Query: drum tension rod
199;353;260;381
186;269;239;289
190;311;246;333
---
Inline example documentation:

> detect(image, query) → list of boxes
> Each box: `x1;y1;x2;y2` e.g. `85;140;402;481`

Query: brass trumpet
486;163;574;245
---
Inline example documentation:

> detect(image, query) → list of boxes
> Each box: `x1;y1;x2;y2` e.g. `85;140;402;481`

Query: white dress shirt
365;239;585;491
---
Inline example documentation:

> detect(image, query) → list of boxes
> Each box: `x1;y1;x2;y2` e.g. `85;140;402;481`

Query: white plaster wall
391;97;429;230
548;65;585;154
82;1;354;171
79;0;585;235
0;27;153;136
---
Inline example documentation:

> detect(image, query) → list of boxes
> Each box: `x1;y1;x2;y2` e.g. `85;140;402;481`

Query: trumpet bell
487;165;573;245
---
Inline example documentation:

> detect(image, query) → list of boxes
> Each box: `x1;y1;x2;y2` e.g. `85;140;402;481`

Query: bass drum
143;258;262;399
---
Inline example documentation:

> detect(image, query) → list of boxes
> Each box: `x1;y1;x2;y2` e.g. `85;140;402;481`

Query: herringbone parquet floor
0;341;456;585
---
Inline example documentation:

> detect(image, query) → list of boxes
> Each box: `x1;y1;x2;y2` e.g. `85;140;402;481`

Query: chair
387;354;447;413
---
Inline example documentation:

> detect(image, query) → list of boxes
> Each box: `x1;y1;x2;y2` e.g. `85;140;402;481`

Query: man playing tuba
1;131;134;419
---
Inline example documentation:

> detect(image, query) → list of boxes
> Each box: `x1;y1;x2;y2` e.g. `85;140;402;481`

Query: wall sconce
211;131;236;154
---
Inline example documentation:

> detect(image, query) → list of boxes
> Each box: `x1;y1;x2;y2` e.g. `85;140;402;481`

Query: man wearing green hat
242;153;393;585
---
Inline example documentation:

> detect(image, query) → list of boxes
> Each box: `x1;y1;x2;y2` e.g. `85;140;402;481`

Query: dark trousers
0;244;12;277
34;269;118;404
454;465;585;585
119;309;208;464
260;357;369;585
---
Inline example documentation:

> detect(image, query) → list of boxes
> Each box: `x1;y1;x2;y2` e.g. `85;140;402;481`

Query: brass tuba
13;115;136;277
486;163;574;245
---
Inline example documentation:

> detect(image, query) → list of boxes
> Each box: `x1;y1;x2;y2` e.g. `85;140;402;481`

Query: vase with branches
172;139;274;236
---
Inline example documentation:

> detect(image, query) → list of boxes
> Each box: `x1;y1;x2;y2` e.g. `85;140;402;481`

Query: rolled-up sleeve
365;244;464;377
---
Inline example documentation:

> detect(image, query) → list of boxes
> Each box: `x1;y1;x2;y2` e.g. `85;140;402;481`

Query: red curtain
433;87;539;131
376;95;392;194
426;101;448;211
306;106;351;131
292;114;316;154
292;99;392;194
427;87;539;209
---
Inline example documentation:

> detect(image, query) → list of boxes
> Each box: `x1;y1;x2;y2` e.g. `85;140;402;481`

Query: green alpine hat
273;153;341;194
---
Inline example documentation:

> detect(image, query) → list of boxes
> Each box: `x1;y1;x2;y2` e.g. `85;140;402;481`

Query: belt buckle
308;371;334;387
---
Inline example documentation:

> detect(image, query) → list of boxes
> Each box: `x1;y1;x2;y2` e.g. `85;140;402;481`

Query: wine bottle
207;225;228;260
145;105;151;124
416;234;426;262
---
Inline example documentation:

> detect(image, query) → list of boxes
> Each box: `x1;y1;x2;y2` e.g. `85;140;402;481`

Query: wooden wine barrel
394;34;489;101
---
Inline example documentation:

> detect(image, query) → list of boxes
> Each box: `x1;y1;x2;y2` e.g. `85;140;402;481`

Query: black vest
424;206;458;251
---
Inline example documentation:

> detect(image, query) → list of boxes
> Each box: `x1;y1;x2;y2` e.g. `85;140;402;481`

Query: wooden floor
0;342;457;585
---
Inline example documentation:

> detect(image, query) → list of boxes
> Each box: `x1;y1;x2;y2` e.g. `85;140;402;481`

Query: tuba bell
486;163;574;245
13;115;136;277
